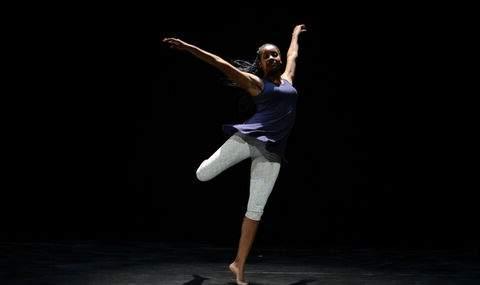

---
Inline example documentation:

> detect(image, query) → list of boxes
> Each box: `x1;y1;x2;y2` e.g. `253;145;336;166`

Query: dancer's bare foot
229;262;247;285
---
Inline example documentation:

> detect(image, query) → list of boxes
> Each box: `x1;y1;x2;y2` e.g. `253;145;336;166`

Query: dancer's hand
163;38;191;51
293;24;307;36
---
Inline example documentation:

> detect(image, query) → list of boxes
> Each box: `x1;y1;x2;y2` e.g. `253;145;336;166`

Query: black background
2;7;477;250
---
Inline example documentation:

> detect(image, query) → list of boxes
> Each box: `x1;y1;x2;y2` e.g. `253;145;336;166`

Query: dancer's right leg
196;134;251;182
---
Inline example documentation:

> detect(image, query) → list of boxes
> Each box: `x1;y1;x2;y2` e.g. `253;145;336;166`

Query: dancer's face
259;44;282;76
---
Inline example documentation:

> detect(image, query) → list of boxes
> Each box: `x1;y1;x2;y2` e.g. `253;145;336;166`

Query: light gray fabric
196;134;281;221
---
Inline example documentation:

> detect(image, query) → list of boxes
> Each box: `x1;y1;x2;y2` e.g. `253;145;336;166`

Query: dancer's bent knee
196;160;212;182
245;211;263;221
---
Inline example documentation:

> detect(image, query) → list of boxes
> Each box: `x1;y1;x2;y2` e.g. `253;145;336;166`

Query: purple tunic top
223;78;298;163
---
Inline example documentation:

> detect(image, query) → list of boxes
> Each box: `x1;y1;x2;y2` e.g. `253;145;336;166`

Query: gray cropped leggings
196;134;281;221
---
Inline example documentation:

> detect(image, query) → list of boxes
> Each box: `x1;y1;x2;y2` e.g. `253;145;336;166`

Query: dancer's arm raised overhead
281;24;307;85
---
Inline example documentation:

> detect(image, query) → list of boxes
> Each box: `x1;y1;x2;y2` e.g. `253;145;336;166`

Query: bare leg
229;217;259;285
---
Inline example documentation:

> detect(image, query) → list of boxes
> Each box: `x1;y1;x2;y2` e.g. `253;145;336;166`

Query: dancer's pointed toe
236;279;248;285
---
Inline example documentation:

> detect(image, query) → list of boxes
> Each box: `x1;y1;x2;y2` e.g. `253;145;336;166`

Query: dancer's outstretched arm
163;37;263;96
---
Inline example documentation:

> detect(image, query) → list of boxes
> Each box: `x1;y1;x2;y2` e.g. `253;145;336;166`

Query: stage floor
1;241;479;284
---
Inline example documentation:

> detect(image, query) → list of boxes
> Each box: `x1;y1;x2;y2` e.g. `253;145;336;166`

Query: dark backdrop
2;8;476;250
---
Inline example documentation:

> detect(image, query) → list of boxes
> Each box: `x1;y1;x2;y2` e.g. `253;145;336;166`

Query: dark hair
226;59;256;116
224;58;260;118
232;58;261;77
224;47;260;88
